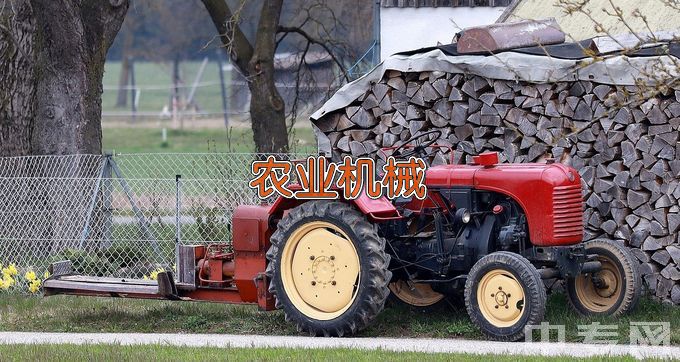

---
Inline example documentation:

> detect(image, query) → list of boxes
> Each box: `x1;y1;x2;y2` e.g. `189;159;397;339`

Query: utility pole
216;49;229;130
172;54;181;129
373;0;381;64
129;56;136;123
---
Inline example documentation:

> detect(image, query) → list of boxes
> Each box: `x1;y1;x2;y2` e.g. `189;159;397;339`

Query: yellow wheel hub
477;269;526;328
389;280;444;307
574;255;622;313
280;221;360;320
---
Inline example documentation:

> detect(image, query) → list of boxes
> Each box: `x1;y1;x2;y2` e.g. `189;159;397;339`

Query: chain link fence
0;153;310;286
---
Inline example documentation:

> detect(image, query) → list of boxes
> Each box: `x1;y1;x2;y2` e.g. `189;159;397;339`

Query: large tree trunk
247;0;287;154
0;0;36;157
0;0;128;156
1;0;128;259
202;0;289;153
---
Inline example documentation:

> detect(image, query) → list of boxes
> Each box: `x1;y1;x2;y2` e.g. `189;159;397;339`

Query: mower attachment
43;260;185;300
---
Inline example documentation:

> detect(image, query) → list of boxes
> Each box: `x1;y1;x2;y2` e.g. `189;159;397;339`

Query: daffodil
3;273;14;286
28;279;41;293
0;279;7;290
25;271;37;282
7;264;17;276
43;271;50;279
149;268;166;281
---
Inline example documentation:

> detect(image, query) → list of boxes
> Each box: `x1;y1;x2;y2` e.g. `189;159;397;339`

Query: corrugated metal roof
498;0;680;41
381;0;511;8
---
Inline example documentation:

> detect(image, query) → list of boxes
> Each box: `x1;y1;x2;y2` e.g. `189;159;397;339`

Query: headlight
456;208;471;224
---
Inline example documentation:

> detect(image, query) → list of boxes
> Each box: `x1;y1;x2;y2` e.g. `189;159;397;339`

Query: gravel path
0;332;678;359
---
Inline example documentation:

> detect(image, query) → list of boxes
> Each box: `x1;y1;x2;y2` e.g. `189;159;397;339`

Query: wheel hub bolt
507;294;511;298
330;256;335;260
498;286;502;290
505;306;509;309
495;305;499;309
331;281;336;286
309;256;315;260
311;281;316;286
491;293;495;297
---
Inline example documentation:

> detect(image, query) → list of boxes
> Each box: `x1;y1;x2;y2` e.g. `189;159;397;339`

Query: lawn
100;60;318;155
0;293;677;345
0;344;640;362
102;61;227;115
102;126;316;154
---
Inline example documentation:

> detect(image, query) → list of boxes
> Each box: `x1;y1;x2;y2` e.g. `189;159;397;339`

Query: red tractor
44;131;641;341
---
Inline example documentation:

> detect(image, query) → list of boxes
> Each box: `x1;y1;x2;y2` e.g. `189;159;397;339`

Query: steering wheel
392;130;442;159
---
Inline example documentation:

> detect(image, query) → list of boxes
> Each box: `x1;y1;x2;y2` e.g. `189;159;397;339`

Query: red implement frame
43;204;276;311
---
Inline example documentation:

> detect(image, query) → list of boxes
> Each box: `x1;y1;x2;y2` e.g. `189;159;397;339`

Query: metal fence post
78;155;108;250
175;174;182;245
101;154;113;249
109;158;160;255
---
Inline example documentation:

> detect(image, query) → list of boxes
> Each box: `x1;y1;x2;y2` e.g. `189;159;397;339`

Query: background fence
0;153;309;283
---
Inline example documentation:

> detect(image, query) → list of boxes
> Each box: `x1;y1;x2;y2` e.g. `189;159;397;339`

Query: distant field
101;60;318;154
102;61;227;116
102;126;316;154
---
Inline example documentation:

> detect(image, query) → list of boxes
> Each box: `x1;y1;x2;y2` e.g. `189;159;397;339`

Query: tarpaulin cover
310;40;680;122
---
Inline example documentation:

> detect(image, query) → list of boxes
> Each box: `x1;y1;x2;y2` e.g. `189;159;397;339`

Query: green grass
102;61;227;114
0;344;639;362
0;293;677;345
102;127;316;154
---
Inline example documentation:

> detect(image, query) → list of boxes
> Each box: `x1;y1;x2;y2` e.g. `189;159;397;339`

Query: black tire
565;239;641;316
265;200;391;337
464;251;546;342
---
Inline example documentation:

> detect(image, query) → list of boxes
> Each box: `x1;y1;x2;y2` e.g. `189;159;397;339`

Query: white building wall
380;7;505;59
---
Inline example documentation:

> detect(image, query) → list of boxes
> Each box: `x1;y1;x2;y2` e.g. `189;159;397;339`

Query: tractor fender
268;192;399;221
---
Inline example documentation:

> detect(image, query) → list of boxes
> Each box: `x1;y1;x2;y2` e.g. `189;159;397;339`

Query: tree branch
277;25;349;82
201;0;253;76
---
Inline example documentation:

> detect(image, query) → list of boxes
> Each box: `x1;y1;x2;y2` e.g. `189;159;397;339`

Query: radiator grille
553;185;584;239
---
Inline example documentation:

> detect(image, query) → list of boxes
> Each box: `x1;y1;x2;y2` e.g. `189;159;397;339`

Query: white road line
0;332;678;359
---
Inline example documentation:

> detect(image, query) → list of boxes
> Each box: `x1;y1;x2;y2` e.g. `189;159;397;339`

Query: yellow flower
148;268;166;281
44;271;50;279
143;275;149;280
28;279;41;293
0;279;7;290
25;271;37;282
3;274;15;287
7;264;17;276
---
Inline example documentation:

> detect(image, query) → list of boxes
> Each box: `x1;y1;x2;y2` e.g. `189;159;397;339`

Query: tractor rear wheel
565;239;641;316
465;252;546;341
266;201;391;336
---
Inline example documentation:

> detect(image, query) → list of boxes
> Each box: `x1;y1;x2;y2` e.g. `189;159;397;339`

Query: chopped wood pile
313;70;680;304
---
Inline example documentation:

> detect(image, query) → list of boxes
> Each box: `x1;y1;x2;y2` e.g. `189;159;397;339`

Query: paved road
0;332;678;359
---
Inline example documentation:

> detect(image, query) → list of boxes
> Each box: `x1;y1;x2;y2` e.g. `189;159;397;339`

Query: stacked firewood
314;70;680;304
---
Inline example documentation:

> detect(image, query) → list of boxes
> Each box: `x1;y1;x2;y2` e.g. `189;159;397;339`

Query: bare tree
201;0;356;153
0;0;128;156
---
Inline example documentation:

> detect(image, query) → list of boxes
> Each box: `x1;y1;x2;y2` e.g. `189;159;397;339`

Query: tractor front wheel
465;252;546;341
266;201;391;336
566;239;641;316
